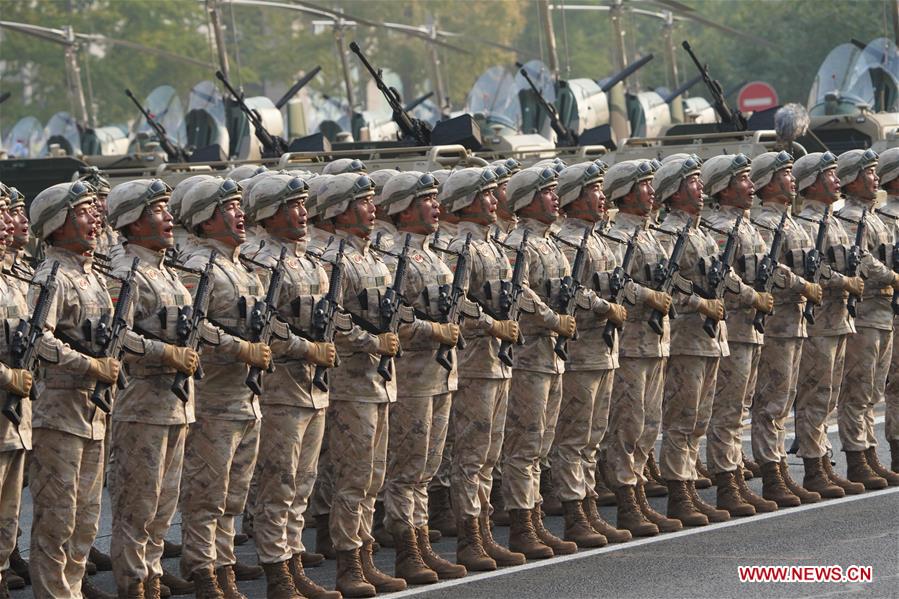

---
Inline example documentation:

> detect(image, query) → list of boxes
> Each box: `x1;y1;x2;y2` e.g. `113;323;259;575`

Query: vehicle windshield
40;112;80;156
137;85;187;147
465;65;521;130
850;37;899;112
4;116;45;158
808;42;874;115
188;80;227;128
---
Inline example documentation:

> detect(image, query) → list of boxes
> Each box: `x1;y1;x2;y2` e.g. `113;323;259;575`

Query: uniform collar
45;245;94;273
759;201;789;215
518;217;555;238
253;228;308;257
802;199;830;215
395;230;428;250
332;229;370;255
439;221;459;238
195;237;243;263
663;208;699;229
614;211;649;230
844;194;874;209
456;220;491;240
718;204;748;219
125;242;167;268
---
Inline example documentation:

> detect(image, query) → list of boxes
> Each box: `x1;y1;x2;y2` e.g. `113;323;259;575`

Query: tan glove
553;314;577;338
697;298;725;321
843;276;865;297
430;322;460;346
752;291;774;314
86;357;121;384
645;290;672;313
304;341;337;367
376;332;400;356
801;282;823;305
605;303;627;326
488;319;519;342
3;369;32;397
162;345;199;376
237;341;272;370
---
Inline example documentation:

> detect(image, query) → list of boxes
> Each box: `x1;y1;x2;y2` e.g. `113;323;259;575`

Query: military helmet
228;164;268;182
30;180;96;240
440;167;498;213
78;166;111;196
106;178;173;230
378;171;439;216
170;174;217;221
240;170;280;205
750;150;793;189
701;153;751;197
792;151;837;192
653;157;702;204
369;169;397;199
179;177;243;230
557;161;605;208
661;152;702;166
322;158;367;175
507;166;559;213
491;157;522;177
432;169;452;193
305;174;334;219
0;182;9;201
534;157;567;173
7;186;25;209
313;173;375;221
245;174;309;224
836;148;878;187
877;147;899;186
605;159;655;202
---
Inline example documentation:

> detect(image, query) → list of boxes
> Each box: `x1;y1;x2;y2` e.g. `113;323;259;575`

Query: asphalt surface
11;407;898;598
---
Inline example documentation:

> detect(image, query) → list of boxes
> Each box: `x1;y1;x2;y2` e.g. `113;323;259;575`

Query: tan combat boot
456;516;497;571
635;483;683;532
428;486;457;537
779;460;821;503
687;479;732;522
315;514;336;560
532;506;577;555
664;480;708;527
192;567;226;599
287;553;341;599
694;458;713;489
821;456;864;495
360;540;406;593
260;561;302;599
802;457;844;498
644;451;668;497
540;469;564;516
392;526;438;585
582;496;631;543
742;452;761;479
713;472;753;517
864;447;899;485
478;512;525;567
595;460;618;506
119;579;145;599
215;566;248;599
613;485;658;537
160;570;194;596
562;500;607;547
733;467;778;512
416;526;468;578
760;461;801;507
891;440;899;473
507;508;554;559
490;484;510;526
144;576;162;599
334;549;375;598
845;451;887;490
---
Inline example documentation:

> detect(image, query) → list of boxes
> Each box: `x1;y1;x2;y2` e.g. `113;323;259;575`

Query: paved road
11;408;897;598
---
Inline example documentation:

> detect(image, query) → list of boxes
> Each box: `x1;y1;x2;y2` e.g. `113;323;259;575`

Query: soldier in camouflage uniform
491;159;522;237
102;179;201;598
170;175;217;253
874;148;899;473
27;181;123;597
437;167;525;569
370;169;399;252
375;172;469;583
79;168;121;262
501;166;579;558
310;173;404;598
551;162;630;545
835;149;899;488
2;186;32;297
792;152;866;498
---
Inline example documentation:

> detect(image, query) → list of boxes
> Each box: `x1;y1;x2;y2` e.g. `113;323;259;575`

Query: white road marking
386;487;899;597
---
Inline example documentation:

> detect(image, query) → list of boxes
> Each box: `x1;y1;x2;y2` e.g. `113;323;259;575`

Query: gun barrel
662;74;703;104
276;65;322;110
600;54;654;93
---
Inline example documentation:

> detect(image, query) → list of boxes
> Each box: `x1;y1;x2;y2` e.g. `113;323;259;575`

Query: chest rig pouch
827;245;850;273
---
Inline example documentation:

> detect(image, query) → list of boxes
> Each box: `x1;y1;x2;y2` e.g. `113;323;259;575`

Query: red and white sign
737;81;779;113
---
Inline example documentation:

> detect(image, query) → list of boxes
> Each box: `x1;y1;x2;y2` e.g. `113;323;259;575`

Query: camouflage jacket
0;273;31;451
3;249;32;298
877;195;899;327
837;196;896;331
372;220;399;253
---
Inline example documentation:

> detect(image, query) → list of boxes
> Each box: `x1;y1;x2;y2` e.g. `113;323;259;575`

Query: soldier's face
53;202;98;254
398;193;440;235
0;205;11;251
335;195;376;239
495;184;514;221
266;199;307;241
568;182;605;222
620;179;655;217
203;199;245;247
850;165;879;200
670;174;704;215
9;206;29;250
813;168;842;202
521;186;559;225
459;189;497;226
129;200;174;252
722;172;754;209
765;167;796;203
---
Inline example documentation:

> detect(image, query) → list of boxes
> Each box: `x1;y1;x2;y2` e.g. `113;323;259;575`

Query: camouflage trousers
502;371;562;510
551;369;614;501
450;378;510;518
886;323;899;441
328;401;388;552
252;404;325;564
660;356;720;481
384;393;451;532
0;450;23;583
709;343;761;473
839;327;893;451
606;357;664;488
430;406;454;492
180;417;259;576
109;421;186;590
795;334;846;458
30;428;104;599
307;426;332;519
752;337;804;464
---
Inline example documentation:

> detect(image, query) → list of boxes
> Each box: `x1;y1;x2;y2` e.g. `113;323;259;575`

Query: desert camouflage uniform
372;220;399;253
107;243;195;590
751;202;815;463
876;198;899;443
605;212;668;487
794;200;855;458
95;223;124;260
501;218;569;510
382;232;458;532
2;249;32;298
837;197;896;451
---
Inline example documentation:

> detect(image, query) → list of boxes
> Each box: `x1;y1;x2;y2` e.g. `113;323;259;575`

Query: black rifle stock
170;250;217;402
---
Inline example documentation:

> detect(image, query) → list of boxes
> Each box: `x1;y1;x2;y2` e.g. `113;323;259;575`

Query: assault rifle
170;250;216;402
433;233;479;371
699;215;742;337
245;247;289;395
682;41;748;131
802;206;831;324
648;220;693;335
310;240;349;392
551;228;591;360
517;62;578;147
840;208;867;318
751;212;787;334
125;88;190;162
2;262;59;425
216;70;289;158
600;229;638;349
375;235;412;381
495;230;530;366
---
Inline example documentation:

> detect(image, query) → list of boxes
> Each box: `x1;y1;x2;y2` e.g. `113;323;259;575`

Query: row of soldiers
0;144;897;599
